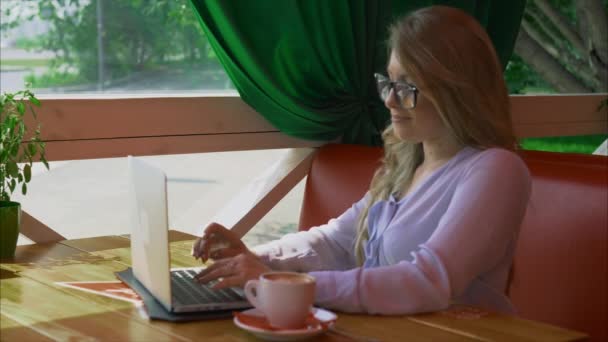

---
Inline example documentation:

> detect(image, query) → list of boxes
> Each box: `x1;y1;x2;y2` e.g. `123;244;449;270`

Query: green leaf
21;182;27;196
9;178;16;193
29;95;41;106
16;101;25;115
28;142;37;156
10;143;20;158
6;115;16;131
41;156;50;170
24;164;31;182
6;162;18;177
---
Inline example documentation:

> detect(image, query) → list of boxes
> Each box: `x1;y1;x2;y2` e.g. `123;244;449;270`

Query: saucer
233;307;337;341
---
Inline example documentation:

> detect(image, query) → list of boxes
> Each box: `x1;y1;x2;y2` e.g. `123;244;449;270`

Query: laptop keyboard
170;269;244;306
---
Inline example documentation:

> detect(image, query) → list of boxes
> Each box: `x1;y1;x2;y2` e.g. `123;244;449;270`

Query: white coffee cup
244;272;316;329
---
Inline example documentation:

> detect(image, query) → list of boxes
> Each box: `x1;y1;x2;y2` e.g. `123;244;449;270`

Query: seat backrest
298;144;382;231
299;144;607;341
508;150;607;342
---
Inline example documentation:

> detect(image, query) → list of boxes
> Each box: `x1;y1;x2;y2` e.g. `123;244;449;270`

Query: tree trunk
533;0;586;55
515;29;591;93
522;18;600;90
575;0;608;91
525;8;562;48
576;0;608;63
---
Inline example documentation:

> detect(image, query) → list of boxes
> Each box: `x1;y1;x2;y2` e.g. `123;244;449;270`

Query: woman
191;5;531;315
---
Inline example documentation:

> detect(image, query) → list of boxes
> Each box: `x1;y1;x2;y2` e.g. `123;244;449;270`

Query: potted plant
0;89;48;259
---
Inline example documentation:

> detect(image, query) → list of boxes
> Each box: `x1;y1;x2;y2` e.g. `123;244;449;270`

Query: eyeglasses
374;73;418;109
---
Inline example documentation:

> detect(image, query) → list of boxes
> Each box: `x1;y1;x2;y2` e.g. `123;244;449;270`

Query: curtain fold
190;0;525;146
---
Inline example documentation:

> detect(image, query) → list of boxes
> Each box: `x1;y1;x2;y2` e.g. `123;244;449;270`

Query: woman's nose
384;88;399;109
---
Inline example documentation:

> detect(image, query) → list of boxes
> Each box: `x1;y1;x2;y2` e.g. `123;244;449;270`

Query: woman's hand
195;252;271;289
191;222;271;289
191;222;249;263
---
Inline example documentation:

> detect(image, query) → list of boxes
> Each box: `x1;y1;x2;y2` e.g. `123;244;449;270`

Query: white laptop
127;156;250;313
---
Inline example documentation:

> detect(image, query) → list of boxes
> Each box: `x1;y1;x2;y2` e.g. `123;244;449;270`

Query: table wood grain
1;232;587;341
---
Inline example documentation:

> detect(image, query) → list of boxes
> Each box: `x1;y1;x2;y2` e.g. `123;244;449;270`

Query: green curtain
190;0;525;146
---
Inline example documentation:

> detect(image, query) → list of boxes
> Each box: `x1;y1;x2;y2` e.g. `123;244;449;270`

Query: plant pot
0;201;21;259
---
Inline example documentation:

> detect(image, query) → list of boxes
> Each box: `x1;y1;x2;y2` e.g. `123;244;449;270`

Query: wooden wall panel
21;93;608;162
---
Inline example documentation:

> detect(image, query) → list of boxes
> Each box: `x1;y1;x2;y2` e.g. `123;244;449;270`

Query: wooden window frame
29;94;607;161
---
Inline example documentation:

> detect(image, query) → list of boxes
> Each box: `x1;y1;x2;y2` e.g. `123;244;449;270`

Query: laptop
126;156;251;313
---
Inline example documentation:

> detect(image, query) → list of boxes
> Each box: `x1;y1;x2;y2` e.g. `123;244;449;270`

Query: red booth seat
298;144;607;342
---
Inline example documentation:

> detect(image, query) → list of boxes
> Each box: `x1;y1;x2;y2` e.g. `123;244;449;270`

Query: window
503;0;607;154
16;150;305;245
505;1;607;95
1;0;234;94
2;1;316;245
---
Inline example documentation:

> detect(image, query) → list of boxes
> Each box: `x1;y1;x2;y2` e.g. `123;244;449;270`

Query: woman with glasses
192;5;531;315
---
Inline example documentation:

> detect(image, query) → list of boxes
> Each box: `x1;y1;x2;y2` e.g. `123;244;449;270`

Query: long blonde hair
354;6;518;265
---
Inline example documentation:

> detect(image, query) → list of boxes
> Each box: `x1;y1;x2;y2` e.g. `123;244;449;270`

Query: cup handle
244;279;261;309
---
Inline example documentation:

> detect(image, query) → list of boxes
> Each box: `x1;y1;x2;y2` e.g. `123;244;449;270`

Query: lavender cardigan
253;147;531;315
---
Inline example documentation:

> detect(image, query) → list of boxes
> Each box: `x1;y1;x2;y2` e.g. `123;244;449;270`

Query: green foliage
520;135;607;154
25;69;86;89
504;55;554;94
3;0;219;89
548;0;576;22
1;59;50;68
0;90;48;202
13;36;46;51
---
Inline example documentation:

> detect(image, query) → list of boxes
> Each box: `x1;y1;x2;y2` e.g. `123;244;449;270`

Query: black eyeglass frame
374;73;419;109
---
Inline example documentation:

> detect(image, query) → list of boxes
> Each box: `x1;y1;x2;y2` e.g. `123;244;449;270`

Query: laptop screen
127;156;172;311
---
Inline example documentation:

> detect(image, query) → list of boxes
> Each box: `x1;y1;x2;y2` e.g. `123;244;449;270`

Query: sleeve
251;194;370;272
309;150;532;314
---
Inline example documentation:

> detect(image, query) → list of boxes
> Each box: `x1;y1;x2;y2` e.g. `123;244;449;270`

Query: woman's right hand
191;222;250;263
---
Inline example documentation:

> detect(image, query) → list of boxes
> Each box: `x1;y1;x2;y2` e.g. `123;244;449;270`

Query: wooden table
1;231;587;341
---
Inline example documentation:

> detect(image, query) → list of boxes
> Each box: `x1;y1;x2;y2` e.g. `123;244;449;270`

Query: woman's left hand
195;251;271;289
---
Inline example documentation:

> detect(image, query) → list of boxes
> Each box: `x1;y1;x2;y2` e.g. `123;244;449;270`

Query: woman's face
385;51;448;143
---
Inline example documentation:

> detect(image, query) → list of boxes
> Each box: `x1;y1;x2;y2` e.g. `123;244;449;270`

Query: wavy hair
354;6;518;265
